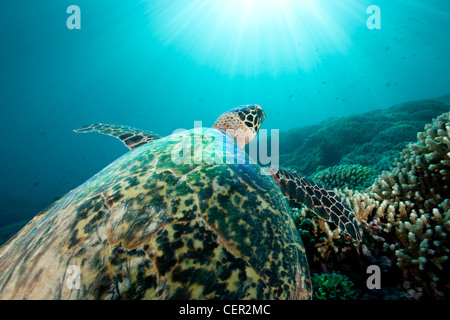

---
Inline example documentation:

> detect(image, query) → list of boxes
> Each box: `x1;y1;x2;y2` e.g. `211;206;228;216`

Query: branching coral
293;187;384;266
367;112;450;299
292;205;343;264
312;164;377;190
294;112;450;300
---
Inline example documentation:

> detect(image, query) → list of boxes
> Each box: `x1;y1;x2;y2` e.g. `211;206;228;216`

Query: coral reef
292;206;343;264
312;272;358;300
292;186;386;273
294;111;450;300
311;164;376;190
280;94;450;176
368;112;450;299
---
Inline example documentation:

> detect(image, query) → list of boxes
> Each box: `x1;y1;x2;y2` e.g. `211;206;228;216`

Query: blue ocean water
0;0;449;229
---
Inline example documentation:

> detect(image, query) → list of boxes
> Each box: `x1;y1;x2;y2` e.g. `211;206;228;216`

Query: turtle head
212;104;266;148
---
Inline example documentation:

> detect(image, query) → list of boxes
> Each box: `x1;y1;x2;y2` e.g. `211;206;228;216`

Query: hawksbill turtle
0;105;360;300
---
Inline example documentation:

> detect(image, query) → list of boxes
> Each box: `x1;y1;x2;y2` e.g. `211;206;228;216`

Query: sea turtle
0;105;360;300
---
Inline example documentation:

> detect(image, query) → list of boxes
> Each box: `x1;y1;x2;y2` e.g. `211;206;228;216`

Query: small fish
304;137;312;141
289;95;293;99
33;181;40;187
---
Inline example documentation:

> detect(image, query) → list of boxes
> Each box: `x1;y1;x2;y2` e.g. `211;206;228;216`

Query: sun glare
145;0;354;76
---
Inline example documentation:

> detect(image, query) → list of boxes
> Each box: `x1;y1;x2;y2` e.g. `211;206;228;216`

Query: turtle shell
0;128;312;299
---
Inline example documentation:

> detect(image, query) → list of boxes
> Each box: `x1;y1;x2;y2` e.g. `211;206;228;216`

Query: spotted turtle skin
0;128;312;300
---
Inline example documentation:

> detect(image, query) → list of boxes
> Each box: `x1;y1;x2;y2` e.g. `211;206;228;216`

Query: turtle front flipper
271;168;361;241
74;123;161;150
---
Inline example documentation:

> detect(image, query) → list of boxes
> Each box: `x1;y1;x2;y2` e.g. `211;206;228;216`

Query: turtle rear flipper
271;168;361;241
74;123;161;150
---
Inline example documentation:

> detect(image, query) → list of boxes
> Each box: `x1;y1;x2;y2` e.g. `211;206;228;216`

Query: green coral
292;205;355;274
311;164;376;190
292;206;336;251
312;272;358;300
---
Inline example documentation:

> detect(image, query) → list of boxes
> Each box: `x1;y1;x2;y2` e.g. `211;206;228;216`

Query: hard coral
295;112;450;300
367;112;450;299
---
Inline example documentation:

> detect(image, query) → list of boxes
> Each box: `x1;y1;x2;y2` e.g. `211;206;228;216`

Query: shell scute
0;128;311;300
